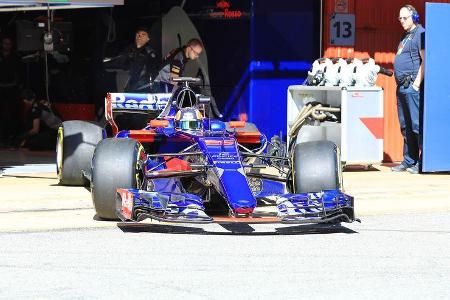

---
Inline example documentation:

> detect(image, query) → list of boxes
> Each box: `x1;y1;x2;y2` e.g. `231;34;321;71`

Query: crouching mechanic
17;90;62;151
153;38;204;93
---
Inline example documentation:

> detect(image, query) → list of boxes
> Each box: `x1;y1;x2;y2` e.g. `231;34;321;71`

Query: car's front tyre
91;138;145;220
292;141;341;193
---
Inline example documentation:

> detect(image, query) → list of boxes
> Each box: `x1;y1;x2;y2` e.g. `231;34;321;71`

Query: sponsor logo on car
110;93;170;110
121;190;134;219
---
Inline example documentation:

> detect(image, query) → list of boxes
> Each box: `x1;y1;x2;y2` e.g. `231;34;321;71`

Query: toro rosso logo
110;93;171;110
211;152;239;162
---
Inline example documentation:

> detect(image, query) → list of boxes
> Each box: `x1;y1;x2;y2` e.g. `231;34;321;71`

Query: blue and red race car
56;77;356;224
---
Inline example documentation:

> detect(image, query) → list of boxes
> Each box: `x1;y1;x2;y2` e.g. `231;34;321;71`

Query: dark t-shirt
119;43;159;92
393;24;425;85
155;47;189;84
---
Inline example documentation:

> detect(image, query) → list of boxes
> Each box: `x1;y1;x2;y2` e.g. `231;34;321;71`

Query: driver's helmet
175;107;203;131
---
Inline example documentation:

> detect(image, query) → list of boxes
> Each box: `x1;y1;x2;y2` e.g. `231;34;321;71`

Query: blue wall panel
248;78;304;140
422;3;450;172
222;0;319;140
246;0;319;140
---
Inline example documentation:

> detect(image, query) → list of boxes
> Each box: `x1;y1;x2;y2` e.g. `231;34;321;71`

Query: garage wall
322;0;450;162
422;2;450;172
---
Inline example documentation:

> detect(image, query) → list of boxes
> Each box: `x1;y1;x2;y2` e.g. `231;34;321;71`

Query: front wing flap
276;190;356;224
116;188;213;223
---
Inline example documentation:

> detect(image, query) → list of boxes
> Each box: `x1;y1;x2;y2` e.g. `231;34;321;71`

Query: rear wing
105;92;172;135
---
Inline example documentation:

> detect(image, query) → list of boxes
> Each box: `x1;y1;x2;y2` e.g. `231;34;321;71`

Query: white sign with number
330;13;355;46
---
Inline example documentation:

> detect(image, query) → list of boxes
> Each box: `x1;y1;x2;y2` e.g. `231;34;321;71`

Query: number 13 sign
330;13;355;46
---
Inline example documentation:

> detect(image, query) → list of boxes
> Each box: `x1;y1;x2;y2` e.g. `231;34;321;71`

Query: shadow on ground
0;149;55;167
117;222;358;236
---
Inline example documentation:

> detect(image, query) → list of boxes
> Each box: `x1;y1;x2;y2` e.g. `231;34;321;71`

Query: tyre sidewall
91;138;144;220
292;141;340;193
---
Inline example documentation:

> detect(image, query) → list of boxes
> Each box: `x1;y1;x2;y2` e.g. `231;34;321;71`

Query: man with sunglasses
154;38;204;92
392;4;425;174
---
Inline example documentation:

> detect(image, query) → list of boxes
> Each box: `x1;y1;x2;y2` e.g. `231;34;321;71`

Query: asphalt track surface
1;150;450;299
0;213;449;299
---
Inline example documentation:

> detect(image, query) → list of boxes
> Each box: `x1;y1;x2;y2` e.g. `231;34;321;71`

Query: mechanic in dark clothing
103;28;160;129
154;38;204;93
0;37;22;146
17;90;62;151
113;27;159;92
392;4;425;174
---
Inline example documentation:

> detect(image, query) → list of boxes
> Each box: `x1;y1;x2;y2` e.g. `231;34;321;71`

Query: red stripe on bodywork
236;132;261;144
128;130;156;142
212;216;279;223
360;117;384;139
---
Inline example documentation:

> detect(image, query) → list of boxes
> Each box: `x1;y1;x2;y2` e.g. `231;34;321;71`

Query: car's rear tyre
292;141;341;193
57;121;103;186
91;138;145;220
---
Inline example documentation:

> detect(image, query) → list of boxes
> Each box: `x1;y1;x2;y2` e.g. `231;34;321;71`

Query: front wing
116;188;356;224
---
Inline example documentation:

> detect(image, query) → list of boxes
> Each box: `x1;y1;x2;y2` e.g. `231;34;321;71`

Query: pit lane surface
0;213;449;299
1;150;450;298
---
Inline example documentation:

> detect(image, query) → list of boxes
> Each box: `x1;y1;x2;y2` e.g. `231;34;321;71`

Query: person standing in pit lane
391;4;425;174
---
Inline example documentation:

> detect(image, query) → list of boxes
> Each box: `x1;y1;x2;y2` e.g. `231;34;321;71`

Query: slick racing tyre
57;121;103;186
292;141;341;193
91;138;145;220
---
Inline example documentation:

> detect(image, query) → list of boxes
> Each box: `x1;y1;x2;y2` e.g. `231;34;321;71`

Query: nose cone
234;206;254;215
231;199;256;215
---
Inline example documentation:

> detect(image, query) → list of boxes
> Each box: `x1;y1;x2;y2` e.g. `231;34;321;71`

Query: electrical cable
44;3;51;104
44;52;50;104
106;8;116;43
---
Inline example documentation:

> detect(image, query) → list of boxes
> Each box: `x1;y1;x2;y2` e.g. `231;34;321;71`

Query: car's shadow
117;222;358;236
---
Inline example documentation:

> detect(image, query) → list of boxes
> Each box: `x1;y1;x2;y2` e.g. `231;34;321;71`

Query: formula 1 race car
56;77;356;224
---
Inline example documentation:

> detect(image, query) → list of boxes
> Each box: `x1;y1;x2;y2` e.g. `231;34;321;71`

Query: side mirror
228;121;246;128
149;119;169;128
